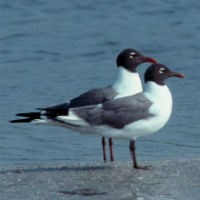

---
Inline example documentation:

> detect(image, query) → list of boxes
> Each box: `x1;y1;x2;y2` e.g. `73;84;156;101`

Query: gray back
73;93;153;129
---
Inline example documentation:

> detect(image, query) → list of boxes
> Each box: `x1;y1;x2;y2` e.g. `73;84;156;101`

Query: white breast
125;81;173;139
112;67;142;98
101;81;173;140
145;81;173;122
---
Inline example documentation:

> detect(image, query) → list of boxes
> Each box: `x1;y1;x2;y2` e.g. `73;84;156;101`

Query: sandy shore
0;159;199;200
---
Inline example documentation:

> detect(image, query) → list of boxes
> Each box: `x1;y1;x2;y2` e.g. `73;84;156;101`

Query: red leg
129;140;138;169
102;137;107;162
109;138;114;162
129;140;150;170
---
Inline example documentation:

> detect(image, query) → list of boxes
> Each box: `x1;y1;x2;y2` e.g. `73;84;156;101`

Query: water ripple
1;0;200;166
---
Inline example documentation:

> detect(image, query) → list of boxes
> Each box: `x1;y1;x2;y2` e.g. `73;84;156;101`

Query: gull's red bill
143;57;157;64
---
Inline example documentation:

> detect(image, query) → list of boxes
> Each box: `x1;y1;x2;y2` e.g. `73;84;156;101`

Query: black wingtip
9;118;33;123
16;112;41;118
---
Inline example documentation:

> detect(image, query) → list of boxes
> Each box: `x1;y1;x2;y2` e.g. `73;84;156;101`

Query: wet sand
0;159;199;200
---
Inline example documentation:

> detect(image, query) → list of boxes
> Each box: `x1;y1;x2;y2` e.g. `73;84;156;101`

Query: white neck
112;67;142;98
144;81;173;120
144;81;171;101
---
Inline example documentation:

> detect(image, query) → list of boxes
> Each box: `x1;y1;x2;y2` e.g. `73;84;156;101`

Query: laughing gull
10;63;184;168
10;48;156;162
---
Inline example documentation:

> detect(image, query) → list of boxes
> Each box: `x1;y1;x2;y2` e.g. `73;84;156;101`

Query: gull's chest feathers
121;82;173;139
144;82;173;128
145;82;172;116
112;67;142;98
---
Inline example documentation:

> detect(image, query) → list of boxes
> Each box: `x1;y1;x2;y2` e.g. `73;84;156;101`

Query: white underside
35;82;173;140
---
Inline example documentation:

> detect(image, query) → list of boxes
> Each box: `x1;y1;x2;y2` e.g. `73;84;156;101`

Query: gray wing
68;86;118;108
73;93;154;129
38;86;118;116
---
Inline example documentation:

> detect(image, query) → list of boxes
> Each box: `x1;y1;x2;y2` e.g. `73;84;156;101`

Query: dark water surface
1;0;200;165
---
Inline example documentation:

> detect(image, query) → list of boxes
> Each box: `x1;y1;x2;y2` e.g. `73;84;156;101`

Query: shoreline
0;159;200;200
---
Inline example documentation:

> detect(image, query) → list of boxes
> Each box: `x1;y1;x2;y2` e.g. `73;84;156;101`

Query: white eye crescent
159;67;166;74
129;52;136;59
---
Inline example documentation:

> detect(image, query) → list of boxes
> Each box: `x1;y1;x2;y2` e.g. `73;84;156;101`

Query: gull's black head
116;48;157;72
144;63;185;85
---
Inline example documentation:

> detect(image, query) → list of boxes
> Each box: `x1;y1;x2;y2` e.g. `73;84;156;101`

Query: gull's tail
9;112;41;123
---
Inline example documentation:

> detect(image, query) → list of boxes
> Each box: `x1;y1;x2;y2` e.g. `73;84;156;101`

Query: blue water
1;0;200;165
